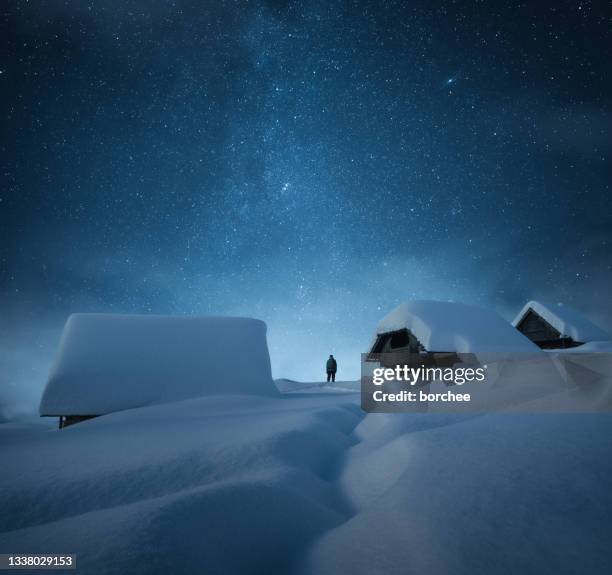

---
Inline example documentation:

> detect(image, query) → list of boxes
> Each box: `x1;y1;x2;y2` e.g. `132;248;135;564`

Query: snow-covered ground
1;385;611;574
275;378;360;393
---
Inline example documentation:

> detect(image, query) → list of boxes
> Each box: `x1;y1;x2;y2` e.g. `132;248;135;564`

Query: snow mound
303;412;612;575
1;394;363;575
376;300;538;353
40;314;276;416
513;301;610;343
2;391;612;573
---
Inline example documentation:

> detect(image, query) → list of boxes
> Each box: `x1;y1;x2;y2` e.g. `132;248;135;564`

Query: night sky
1;1;611;408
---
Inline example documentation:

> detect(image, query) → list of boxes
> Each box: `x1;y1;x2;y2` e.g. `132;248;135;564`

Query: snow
40;314;277;416
513;301;610;344
2;309;611;573
1;391;612;574
0;393;362;574
556;340;612;353
275;379;360;394
302;412;612;575
375;300;539;353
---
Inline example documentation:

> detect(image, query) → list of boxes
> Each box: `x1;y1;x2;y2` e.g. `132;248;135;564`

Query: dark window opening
390;330;410;349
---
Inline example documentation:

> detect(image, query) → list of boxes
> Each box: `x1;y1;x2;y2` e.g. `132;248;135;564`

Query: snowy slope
376;300;538;353
1;393;362;574
301;412;612;575
2;389;612;574
513;301;610;343
40;314;276;416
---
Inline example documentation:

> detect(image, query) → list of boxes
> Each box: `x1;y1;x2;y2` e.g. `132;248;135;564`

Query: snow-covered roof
512;301;610;343
375;300;539;353
40;314;277;416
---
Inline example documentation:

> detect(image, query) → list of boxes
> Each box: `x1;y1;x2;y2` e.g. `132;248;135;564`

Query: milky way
1;1;611;394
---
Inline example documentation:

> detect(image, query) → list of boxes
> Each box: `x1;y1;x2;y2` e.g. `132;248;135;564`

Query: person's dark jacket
326;358;337;372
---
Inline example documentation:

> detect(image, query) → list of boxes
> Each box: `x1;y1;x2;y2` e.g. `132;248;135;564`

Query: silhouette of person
326;354;337;383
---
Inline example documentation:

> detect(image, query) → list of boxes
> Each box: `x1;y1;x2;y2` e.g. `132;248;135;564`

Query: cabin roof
374;300;538;353
40;313;276;416
512;301;609;344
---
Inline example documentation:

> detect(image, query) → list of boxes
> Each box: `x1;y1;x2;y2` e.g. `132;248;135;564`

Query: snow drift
0;394;363;575
2;394;612;575
301;411;612;575
40;314;276;416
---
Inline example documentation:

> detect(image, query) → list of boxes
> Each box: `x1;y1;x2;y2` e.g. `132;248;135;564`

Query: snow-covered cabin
40;314;277;428
368;300;538;366
513;301;610;349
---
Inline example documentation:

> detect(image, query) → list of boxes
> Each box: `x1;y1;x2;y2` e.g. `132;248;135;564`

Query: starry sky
1;0;611;409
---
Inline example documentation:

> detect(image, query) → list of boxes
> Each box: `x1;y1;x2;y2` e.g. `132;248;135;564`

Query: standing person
326;354;337;383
